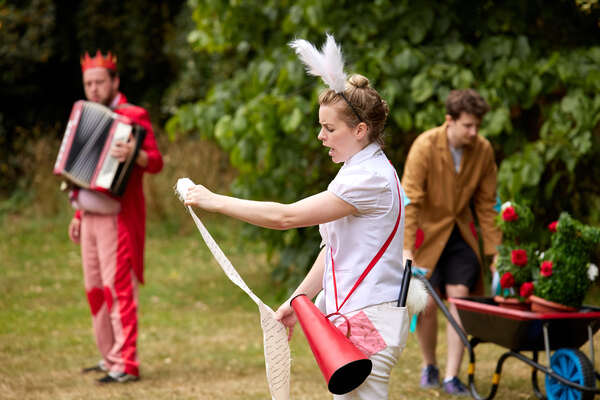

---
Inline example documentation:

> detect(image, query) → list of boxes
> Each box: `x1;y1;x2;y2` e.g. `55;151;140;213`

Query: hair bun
348;74;370;89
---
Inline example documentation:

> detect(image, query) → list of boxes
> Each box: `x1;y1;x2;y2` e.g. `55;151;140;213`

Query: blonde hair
318;74;389;145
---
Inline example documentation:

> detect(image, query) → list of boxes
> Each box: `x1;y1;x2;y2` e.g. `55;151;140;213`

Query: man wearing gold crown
67;50;163;384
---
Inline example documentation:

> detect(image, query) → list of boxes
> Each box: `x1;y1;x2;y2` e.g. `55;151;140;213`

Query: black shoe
443;376;470;396
97;372;140;384
82;361;108;374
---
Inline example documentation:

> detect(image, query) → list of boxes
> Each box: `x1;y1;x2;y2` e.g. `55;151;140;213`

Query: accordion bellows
54;100;146;196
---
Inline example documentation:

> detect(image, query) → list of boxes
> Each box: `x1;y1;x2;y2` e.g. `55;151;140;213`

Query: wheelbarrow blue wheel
545;348;595;400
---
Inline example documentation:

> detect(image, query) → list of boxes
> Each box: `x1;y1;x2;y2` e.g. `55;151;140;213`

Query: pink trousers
81;212;139;376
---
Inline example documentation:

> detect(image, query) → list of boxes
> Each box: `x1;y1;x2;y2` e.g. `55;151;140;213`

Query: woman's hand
184;184;218;211
274;302;298;341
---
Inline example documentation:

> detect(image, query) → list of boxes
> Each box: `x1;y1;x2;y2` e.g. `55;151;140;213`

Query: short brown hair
318;74;389;146
445;89;490;120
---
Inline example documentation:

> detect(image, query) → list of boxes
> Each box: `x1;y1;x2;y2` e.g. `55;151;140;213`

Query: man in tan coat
402;89;501;396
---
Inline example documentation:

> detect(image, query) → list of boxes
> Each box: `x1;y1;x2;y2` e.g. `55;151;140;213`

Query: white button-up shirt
320;142;405;314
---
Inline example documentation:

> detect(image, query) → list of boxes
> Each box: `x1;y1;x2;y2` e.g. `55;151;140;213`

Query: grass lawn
1;211;599;399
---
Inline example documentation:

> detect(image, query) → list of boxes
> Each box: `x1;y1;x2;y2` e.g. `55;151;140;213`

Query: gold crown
80;50;117;72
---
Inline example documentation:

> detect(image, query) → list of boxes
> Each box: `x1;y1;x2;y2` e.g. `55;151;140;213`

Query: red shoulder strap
331;169;402;312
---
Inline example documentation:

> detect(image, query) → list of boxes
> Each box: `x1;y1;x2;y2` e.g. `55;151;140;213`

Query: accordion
54;100;146;196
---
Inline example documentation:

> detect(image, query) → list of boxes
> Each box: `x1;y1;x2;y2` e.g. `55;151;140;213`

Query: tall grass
4;132;235;223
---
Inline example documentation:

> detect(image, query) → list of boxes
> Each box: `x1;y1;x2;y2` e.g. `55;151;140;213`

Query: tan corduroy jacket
401;122;501;295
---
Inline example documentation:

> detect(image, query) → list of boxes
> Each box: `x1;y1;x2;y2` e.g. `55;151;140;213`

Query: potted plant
494;202;537;310
530;212;600;312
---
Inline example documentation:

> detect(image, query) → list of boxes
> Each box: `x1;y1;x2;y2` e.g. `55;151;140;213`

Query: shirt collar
109;93;123;110
344;142;382;166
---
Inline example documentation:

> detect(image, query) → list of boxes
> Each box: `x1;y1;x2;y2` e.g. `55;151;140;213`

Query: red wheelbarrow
419;276;600;400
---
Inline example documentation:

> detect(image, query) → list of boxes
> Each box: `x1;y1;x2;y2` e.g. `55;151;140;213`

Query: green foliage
496;202;535;242
0;0;185;196
496;244;538;289
495;204;600;307
536;213;600;307
495;203;539;299
0;0;57;194
165;0;600;290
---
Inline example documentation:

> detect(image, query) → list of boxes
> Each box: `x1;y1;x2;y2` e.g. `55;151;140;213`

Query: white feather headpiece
289;33;347;93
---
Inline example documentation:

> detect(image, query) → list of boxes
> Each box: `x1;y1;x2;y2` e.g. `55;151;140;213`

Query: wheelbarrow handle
416;276;484;399
397;259;412;307
415;275;472;352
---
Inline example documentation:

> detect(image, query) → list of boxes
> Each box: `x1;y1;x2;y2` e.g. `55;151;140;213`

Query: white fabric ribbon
175;178;290;400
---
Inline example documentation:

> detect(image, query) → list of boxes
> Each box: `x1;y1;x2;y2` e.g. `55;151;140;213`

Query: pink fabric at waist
72;189;121;215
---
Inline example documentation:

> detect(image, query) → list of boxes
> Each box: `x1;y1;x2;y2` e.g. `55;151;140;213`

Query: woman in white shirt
185;73;409;399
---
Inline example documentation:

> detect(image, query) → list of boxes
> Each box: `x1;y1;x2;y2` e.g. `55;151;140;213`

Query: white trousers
333;343;401;400
325;298;409;400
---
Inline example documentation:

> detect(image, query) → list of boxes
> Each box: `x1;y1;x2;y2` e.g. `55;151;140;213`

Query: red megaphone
290;294;372;394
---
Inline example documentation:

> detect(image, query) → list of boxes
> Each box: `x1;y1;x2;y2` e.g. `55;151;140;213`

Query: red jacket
75;93;163;283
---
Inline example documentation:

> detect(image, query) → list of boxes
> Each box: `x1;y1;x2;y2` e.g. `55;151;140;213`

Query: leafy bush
0;0;185;196
165;0;600;291
536;213;600;307
495;202;538;300
496;202;600;308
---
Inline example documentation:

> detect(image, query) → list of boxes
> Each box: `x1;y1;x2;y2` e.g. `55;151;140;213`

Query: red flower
511;249;528;267
500;272;515;289
540;261;553;277
548;221;558;233
502;206;519;222
520;282;534;297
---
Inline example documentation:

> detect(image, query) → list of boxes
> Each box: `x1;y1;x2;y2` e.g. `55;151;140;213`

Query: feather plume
320;34;346;93
406;277;429;316
289;38;325;78
289;34;347;93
